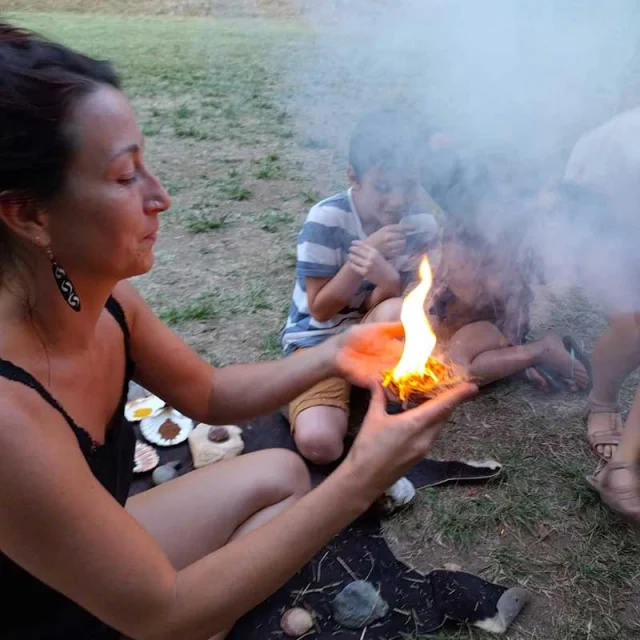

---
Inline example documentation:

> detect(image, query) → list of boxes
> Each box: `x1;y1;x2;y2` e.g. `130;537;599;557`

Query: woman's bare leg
587;313;640;459
127;449;311;639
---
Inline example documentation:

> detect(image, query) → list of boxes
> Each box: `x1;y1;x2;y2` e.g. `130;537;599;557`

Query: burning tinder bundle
382;256;467;406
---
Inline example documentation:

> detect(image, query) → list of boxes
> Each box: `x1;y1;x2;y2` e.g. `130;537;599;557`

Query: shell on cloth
125;394;166;422
140;407;194;447
188;423;244;468
133;440;160;473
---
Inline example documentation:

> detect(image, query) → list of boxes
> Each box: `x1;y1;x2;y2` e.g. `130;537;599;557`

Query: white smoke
283;0;640;310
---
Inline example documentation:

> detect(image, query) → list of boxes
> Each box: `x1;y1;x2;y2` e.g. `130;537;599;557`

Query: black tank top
0;296;136;639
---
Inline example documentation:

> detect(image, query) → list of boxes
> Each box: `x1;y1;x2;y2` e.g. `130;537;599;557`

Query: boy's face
351;164;419;227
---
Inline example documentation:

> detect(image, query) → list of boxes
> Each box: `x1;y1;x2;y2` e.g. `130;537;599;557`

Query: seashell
140;407;194;447
125;394;166;422
208;426;230;442
280;608;313;637
188;423;244;469
133;440;159;473
152;461;181;486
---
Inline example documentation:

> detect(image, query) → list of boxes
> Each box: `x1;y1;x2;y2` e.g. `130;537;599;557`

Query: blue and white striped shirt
281;188;439;354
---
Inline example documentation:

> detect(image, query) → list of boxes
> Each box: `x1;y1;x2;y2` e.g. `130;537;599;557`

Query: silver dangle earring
46;248;81;312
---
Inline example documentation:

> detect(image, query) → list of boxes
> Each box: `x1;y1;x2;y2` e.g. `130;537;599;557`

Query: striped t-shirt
280;188;439;355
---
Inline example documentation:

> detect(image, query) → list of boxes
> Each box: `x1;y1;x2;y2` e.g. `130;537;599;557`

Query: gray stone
152;461;181;486
332;580;389;629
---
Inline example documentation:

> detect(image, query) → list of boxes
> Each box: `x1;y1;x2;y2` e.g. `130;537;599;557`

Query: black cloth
0;296;135;640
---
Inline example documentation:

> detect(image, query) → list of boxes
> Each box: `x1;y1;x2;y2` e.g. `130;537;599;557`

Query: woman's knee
250;449;311;503
365;297;403;323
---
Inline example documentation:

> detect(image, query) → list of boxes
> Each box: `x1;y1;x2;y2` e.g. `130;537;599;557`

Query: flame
391;256;437;381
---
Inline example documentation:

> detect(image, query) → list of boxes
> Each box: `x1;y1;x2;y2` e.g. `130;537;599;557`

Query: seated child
420;146;591;393
281;109;439;465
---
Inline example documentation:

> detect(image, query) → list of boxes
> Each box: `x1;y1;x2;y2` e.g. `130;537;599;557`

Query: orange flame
391;256;437;381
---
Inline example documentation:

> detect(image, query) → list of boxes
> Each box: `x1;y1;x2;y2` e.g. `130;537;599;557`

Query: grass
8;7;640;639
159;293;222;325
185;211;231;233
217;170;253;201
257;208;295;232
254;153;285;179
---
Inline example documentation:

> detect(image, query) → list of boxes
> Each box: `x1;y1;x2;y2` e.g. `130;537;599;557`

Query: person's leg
587;313;640;459
127;449;311;640
588;383;640;521
448;322;589;388
289;301;403;466
363;297;402;323
290;377;350;465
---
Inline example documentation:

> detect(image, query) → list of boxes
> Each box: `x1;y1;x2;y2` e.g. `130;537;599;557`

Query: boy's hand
348;241;401;290
364;223;414;258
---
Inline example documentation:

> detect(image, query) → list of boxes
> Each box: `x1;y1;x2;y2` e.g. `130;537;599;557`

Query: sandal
529;335;592;393
586;460;640;522
585;398;624;461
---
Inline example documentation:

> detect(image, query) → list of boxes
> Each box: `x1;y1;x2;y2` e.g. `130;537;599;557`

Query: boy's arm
306;264;364;322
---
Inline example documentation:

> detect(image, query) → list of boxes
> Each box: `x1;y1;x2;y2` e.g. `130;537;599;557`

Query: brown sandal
586;460;640;522
585;399;624;461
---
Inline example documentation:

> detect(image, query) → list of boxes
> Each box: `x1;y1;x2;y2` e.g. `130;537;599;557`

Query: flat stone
332;580;389;629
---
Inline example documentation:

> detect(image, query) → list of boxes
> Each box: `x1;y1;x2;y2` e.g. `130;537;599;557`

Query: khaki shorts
288;374;351;431
287;307;385;431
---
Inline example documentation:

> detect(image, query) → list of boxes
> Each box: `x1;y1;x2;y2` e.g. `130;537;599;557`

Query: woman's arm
116;282;399;425
0;378;475;640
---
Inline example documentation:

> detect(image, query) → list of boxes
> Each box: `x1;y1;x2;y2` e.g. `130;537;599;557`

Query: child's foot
535;335;590;391
375;477;416;517
520;366;549;390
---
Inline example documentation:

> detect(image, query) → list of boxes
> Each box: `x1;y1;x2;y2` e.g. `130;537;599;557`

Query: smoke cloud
283;0;640;312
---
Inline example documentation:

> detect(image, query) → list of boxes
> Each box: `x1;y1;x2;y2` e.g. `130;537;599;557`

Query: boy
281;109;440;466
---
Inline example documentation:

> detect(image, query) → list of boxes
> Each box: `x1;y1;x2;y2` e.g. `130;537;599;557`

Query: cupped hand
348;241;400;289
331;322;405;388
365;223;413;258
345;381;478;501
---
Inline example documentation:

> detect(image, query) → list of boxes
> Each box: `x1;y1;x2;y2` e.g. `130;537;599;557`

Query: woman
0;22;476;640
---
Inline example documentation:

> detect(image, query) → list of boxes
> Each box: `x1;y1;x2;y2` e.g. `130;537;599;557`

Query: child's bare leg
363;296;403;323
293;405;348;465
448;322;589;388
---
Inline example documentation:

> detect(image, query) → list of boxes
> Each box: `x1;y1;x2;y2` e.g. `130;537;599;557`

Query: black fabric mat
128;390;522;638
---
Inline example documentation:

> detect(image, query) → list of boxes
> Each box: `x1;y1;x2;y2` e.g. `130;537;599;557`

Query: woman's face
47;85;171;282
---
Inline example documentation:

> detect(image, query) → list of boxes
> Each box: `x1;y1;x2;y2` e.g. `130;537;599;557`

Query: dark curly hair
0;22;120;275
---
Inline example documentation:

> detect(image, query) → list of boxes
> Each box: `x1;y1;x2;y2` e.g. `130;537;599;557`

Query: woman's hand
328;322;405;387
343;381;478;501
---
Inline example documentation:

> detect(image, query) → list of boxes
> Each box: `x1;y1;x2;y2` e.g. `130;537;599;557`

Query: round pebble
280;607;313;637
151;461;181;486
208;426;230;443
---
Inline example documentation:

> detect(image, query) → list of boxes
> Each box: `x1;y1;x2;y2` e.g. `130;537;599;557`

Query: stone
152;461;181;486
188;423;244;469
208;426;230;442
280;608;313;637
332;580;389;629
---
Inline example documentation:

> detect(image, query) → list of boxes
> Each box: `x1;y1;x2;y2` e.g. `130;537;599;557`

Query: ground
5;3;640;639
